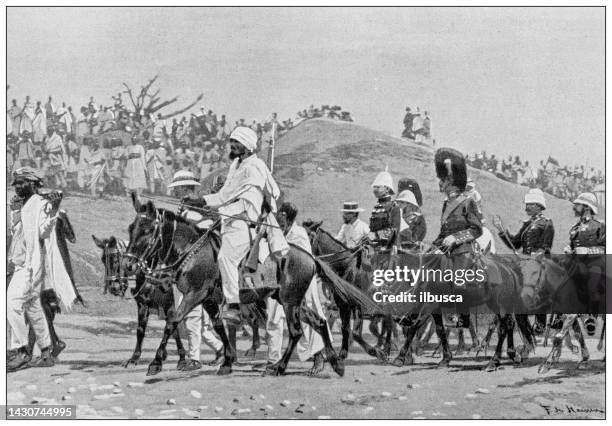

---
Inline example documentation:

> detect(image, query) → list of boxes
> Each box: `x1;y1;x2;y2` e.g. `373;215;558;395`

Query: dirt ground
7;294;606;419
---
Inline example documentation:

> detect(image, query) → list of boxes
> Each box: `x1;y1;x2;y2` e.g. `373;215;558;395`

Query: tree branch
158;94;204;120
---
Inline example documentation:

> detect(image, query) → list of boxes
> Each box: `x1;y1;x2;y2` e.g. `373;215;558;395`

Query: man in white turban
184;127;288;324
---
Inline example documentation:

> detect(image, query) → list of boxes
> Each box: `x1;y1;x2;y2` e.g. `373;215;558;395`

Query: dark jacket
569;216;605;251
369;195;395;246
433;193;482;254
499;213;554;255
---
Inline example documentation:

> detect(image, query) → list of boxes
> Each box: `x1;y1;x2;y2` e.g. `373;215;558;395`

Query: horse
524;255;607;373
124;194;375;376
303;221;391;362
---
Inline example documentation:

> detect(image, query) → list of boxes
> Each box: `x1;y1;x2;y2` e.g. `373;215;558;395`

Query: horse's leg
147;288;209;376
485;314;507;372
369;317;384;348
123;301;149;367
515;314;535;360
432;312;452;367
266;304;302;376
300;305;344;377
506;315;518;363
468;315;480;350
392;314;431;367
455;328;466;355
573;316;590;369
351;308;387;362
538;314;575;374
245;317;260;357
597;317;605;352
476;315;498;357
337;302;352;360
203;299;235;375
168;303;187;370
382;316;394;357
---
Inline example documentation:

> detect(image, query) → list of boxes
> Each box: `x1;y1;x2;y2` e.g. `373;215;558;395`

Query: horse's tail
315;258;381;315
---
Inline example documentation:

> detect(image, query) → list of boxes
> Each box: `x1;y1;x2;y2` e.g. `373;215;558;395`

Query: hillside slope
266;118;583;254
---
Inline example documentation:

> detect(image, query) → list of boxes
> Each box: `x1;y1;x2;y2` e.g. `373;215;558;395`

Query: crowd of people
466;151;605;202
6;94;354;197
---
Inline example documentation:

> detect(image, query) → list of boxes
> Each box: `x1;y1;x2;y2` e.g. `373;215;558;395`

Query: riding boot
29;346;55;368
7;346;32;372
207;349;224;366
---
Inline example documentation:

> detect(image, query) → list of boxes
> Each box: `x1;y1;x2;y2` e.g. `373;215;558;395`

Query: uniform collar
377;195;392;203
447;190;461;200
580;214;593;223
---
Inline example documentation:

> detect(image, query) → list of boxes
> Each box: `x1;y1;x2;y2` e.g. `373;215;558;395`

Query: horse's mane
314;225;349;251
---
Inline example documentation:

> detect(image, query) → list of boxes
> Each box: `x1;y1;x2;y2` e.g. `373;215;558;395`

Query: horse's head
123;193;159;275
93;234;128;296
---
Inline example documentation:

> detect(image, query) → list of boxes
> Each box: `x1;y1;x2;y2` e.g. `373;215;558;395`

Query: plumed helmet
371;166;394;194
434;148;467;192
524;188;546;209
230;126;258;152
395;190;419;208
397;177;423;207
573;192;598;215
278;202;299;223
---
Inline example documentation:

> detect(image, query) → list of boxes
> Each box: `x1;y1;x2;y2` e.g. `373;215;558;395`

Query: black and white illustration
5;6;606;420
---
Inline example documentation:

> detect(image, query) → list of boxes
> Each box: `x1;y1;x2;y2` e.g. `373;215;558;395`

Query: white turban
230;127;258;152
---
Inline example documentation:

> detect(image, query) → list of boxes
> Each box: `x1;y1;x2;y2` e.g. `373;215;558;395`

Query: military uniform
498;213;554;255
569;216;605;254
369;195;395;248
433;193;483;256
392;205;426;250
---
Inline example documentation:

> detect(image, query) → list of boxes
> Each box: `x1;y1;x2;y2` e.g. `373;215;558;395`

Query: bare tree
121;75;203;121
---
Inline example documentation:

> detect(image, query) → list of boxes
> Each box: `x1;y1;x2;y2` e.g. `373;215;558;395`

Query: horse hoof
146;364;162;376
405;355;414;365
538;363;551;374
485;362;498;372
263;365;284;376
438;358;451;368
330;358;345;377
577;360;589;370
161;350;168;361
391;357;405;367
339;349;348;360
176;359;188;370
122;359;138;368
216;365;232;375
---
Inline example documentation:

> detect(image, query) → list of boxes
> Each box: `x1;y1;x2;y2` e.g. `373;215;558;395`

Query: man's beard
15;185;34;199
342;216;353;224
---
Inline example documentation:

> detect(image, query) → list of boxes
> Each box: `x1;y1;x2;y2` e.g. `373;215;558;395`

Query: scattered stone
472;414;482;419
318;415;332;419
26;384;37;391
160;409;177;415
475;388;490;394
311;406;317;411
354;378;363;383
398;396;408;401
134;409;144;416
191;390;202;399
182;408;200;418
214;407;223;413
432;412;446;417
443;401;457;406
259;394;265;399
238;408;251;414
233;397;240;403
265;404;274;411
381;391;392;397
280;400;291;407
249;395;256;400
67;387;77;394
62;395;72;401
364;406;374;412
406;384;413;389
411;410;424;415
113;388;122;394
412;384;421;388
54;378;64;384
111;407;124;414
113;381;121;387
198;406;209;411
127;382;144;388
167;399;176;405
370;371;376;375
465;393;477;399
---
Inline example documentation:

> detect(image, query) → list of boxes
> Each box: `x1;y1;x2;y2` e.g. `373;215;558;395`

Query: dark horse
92;234;189;369
124;194;376;376
524;255;607;373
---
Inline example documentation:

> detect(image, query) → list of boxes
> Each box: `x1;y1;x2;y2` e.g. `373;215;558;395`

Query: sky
7;7;605;169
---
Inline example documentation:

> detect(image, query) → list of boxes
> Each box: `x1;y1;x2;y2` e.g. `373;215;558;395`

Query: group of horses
93;193;605;378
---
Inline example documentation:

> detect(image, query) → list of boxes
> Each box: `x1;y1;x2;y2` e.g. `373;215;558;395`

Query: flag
546;156;559;167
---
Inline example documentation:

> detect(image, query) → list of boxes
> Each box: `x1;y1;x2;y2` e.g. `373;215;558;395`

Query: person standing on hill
124;135;148;195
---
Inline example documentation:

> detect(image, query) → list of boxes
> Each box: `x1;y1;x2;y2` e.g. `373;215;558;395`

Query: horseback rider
393;189;426;250
183;126;288;325
7;167;63;371
432;148;483;265
169;170;224;370
432;148;482;326
335;201;370;249
564;192;605;315
494;187;554;332
366;167;396;248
